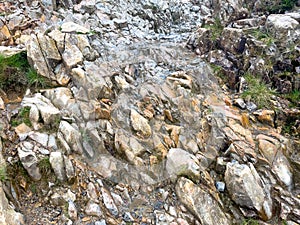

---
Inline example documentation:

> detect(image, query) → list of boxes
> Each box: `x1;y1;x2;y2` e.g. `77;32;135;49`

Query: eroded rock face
176;177;231;225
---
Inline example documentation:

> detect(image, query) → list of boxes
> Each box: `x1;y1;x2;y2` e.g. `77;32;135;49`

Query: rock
17;141;41;181
60;22;90;34
166;148;201;182
62;41;83;69
266;14;299;31
14;123;32;141
37;33;61;69
43;87;74;109
68;200;78;221
253;109;275;127
130;109;152;138
63;156;75;181
58;121;83;154
29;132;49;147
95;220;107;225
0;97;4;110
220;28;246;54
0;184;25;225
187;28;212;55
233;98;246;109
122;212;134;222
26;34;55;80
22;93;61;125
85;201;102;217
176;177;231;225
49;152;66;181
225;162;272;220
101;187;119;217
48;29;65;53
216;181;225;192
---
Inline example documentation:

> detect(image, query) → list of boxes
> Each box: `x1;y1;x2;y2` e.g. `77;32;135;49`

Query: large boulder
225;162;273;220
176;177;231;225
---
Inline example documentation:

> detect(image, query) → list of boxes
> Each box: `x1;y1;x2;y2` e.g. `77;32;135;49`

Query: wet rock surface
0;0;299;224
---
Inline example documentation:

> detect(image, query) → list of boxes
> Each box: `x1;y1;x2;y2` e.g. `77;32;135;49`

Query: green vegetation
267;0;297;13
241;73;276;109
0;52;50;91
204;17;224;41
0;52;29;89
26;68;47;88
285;90;300;107
0;164;7;182
241;218;259;225
38;157;52;175
250;29;275;47
10;106;32;127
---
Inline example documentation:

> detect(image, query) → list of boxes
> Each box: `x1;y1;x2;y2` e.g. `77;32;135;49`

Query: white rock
29;132;49;147
85;201;102;217
17;141;41;181
61;22;90;33
49;151;66;181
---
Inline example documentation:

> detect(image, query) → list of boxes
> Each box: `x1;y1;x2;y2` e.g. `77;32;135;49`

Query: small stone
246;102;257;112
233;98;246;109
216;181;225;192
68;200;78;221
122;212;134;222
130;109;152;138
18;142;41;181
95;220;107;225
14;123;32;141
101;187;119;216
85;201;102;217
253;109;275;127
0;97;4;110
29;132;49;147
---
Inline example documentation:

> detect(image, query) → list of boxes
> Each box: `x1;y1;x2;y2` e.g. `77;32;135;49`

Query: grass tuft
241;73;276;109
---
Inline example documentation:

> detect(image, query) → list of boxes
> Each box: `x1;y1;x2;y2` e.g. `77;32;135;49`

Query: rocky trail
0;0;300;224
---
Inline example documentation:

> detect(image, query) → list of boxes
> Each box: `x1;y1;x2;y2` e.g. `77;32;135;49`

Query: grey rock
63;156;75;181
225;162;272;220
62;41;83;69
50;151;66;181
68;200;77;221
101;187;119;216
29;132;49;147
58;121;83;154
166;148;201;182
0;185;25;225
233;98;246;109
17;141;42;181
122;212;134;222
37;33;61;69
95;220;107;225
26;34;55;80
85;201;102;217
23;93;61;125
176;177;231;225
216;181;225;192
